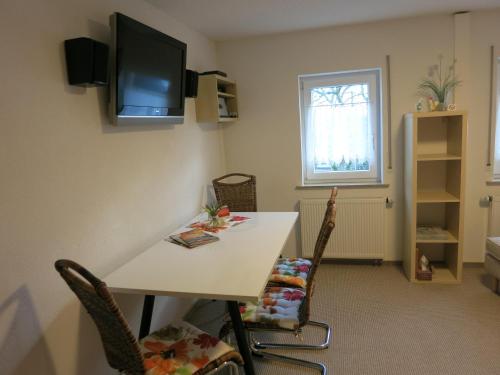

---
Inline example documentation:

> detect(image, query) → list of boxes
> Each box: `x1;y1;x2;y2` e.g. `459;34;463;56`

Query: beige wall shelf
195;74;239;123
404;111;467;284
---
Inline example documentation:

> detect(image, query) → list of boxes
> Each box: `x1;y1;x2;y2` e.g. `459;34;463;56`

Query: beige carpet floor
186;264;500;375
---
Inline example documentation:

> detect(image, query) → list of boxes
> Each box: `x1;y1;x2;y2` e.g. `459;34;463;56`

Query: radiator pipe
480;195;493;207
385;197;393;208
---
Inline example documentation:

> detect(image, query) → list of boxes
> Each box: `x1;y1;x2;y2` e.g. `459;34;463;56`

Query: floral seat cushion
239;287;306;330
140;321;236;375
268;257;312;288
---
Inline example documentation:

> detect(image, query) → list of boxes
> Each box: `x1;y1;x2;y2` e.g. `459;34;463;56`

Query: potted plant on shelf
418;55;461;111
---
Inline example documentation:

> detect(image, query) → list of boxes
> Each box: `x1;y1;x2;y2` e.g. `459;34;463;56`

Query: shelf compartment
217;92;236;98
416;115;463;157
416;230;458;243
414;265;458;284
414;243;460;284
417;153;461;161
417;191;460;202
218;117;238;123
417;202;460;242
417;160;461;201
215;75;235;85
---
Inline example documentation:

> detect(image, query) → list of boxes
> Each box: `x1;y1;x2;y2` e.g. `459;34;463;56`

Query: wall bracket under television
109;13;187;125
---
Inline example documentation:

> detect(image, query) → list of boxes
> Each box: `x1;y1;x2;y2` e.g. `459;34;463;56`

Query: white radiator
300;197;386;259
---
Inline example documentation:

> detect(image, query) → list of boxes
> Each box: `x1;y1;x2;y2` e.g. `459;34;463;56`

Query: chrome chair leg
250;341;327;375
205;360;240;375
219;322;328;375
251;320;331;350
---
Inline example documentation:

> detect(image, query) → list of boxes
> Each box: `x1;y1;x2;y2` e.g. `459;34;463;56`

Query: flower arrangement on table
204;203;230;227
418;55;461;112
188;204;250;233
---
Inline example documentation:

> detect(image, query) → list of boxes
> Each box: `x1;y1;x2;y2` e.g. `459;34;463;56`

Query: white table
104;212;298;375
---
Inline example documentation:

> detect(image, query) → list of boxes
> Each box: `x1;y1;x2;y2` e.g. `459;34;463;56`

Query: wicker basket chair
55;259;243;375
212;173;257;212
219;188;337;375
267;188;338;291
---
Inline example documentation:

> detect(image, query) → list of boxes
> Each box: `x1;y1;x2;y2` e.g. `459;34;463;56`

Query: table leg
227;300;255;375
139;295;155;339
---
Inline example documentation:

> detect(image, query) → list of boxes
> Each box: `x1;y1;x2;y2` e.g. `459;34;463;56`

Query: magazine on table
169;228;219;248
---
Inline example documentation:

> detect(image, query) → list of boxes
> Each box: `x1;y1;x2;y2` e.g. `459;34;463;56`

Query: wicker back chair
55;259;145;374
212;173;257;212
221;188;338;375
55;260;243;375
301;187;337;324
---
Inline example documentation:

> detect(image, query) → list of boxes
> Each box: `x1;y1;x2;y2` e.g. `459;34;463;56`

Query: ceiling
149;0;500;41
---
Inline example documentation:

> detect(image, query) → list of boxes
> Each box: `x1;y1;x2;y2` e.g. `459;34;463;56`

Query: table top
104;212;298;303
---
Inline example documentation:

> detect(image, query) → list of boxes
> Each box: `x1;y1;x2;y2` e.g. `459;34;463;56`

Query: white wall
0;0;225;374
217;10;500;262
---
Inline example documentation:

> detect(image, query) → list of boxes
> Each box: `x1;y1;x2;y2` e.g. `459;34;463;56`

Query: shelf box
404;111;466;284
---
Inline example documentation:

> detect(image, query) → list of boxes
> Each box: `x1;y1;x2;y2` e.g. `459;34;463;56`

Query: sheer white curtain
308;101;374;171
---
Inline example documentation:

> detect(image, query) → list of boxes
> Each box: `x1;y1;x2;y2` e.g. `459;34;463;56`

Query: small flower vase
428;99;446;112
207;215;223;228
436;102;446;111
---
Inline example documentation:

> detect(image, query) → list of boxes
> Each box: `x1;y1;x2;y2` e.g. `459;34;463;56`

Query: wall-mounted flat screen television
110;13;186;124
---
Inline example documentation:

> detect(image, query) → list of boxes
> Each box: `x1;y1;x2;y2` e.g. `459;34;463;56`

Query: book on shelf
416;226;449;240
169;228;219;249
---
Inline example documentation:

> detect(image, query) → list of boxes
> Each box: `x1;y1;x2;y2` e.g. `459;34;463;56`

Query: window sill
486;180;500;186
296;182;389;189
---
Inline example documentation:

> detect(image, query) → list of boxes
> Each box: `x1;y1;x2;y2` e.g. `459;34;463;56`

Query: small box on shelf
415;248;433;281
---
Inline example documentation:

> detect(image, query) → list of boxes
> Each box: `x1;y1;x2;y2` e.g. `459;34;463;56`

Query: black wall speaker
64;37;109;87
185;69;199;98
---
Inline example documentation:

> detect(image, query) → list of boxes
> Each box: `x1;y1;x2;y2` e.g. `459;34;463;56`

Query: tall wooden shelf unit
404;111;467;284
195;74;239;123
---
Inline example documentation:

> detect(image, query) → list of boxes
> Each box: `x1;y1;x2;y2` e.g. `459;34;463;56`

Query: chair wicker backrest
212;173;257;212
300;187;337;325
54;259;145;375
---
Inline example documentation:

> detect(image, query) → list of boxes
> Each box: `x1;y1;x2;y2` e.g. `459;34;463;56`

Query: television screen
111;13;186;123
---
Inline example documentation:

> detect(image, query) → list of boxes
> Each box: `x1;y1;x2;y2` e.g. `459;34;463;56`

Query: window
299;69;382;184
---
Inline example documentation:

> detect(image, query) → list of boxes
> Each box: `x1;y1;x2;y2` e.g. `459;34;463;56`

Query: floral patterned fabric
268;257;312;288
140;321;235;375
239;287;306;330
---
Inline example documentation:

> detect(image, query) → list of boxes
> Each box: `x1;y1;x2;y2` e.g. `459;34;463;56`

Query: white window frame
299;69;383;185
